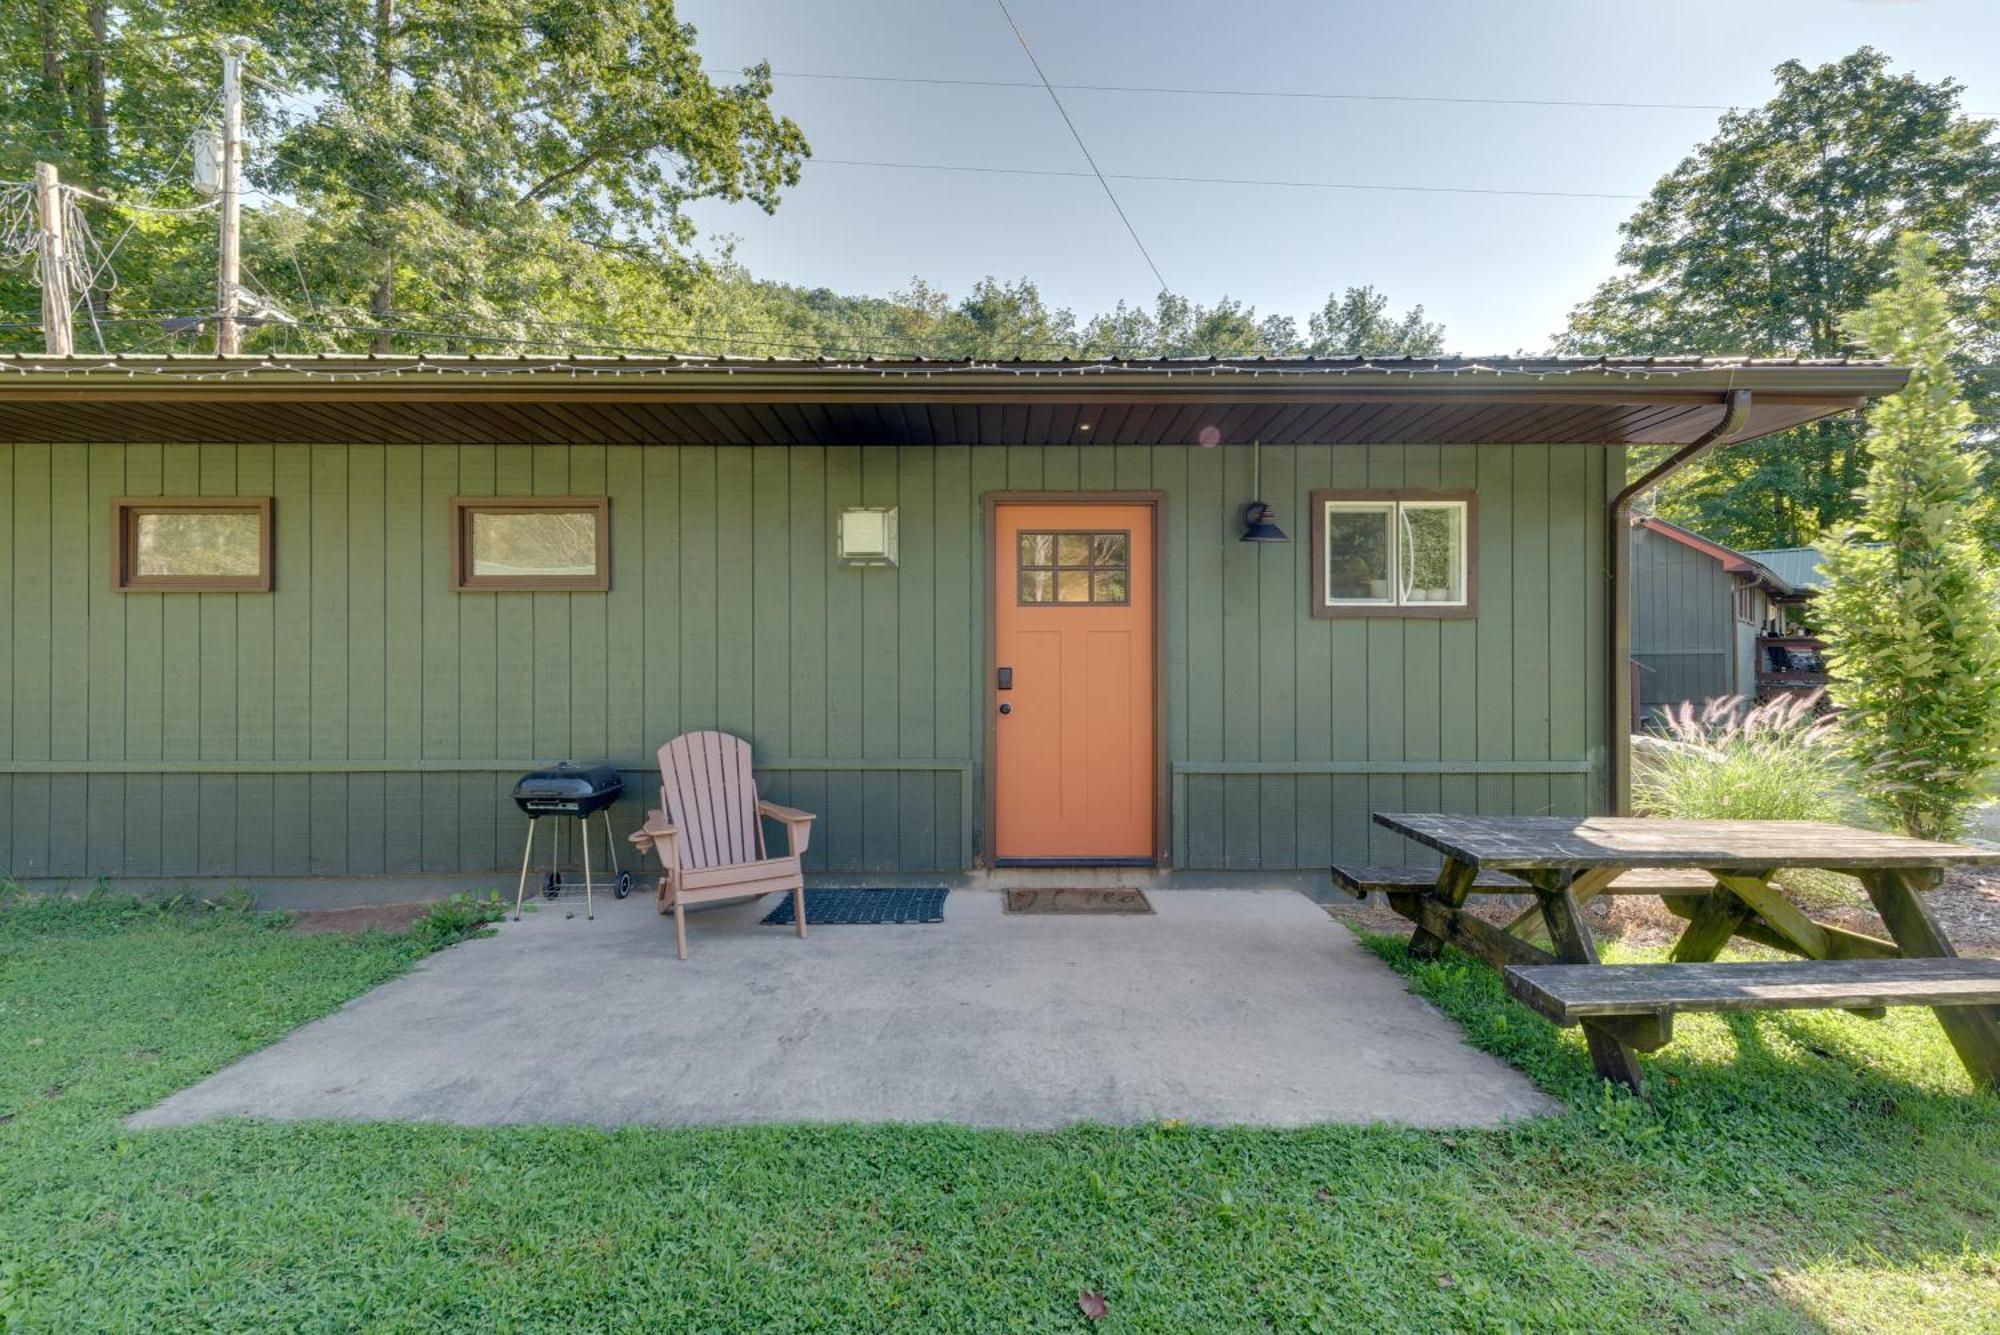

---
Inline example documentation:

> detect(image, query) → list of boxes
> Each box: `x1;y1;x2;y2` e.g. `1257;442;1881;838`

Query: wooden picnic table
1367;814;2000;1092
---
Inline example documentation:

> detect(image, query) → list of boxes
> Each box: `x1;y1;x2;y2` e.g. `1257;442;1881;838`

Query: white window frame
1321;500;1399;606
1312;489;1472;619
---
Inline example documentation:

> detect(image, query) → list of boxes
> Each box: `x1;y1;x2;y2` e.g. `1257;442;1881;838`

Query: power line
729;64;2000;121
23;122;1652;212
993;0;1167;293
811;157;1645;202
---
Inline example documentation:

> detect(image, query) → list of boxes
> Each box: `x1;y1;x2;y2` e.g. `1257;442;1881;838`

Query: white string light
0;352;1880;385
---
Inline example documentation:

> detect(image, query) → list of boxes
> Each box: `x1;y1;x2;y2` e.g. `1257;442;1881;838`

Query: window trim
1309;488;1476;619
450;496;611;592
111;496;273;592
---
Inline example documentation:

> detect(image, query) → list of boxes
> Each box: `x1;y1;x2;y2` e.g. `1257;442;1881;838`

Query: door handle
998;702;1013;715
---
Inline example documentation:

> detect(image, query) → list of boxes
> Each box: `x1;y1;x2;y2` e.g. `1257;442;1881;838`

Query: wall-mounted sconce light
1239;439;1289;543
837;506;899;566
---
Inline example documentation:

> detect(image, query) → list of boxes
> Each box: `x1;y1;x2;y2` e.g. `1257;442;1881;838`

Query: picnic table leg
1503;865;1618;945
1407;859;1478;961
1528;869;1645;1092
1709;872;1887;1018
1667;872;1753;964
1859;869;2000;1090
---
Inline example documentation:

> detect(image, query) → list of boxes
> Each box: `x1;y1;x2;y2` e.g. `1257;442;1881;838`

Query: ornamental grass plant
1633;692;1861;906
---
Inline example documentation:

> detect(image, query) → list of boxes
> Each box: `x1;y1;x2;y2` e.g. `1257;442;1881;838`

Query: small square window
113;497;272;591
452;497;609;591
1311;491;1474;618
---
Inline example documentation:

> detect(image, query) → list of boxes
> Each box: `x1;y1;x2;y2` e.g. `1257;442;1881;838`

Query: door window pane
1324;505;1394;602
1016;530;1132;605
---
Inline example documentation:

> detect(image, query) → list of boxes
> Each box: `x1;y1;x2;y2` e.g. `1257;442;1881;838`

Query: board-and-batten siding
1629;524;1736;715
0;441;1611;878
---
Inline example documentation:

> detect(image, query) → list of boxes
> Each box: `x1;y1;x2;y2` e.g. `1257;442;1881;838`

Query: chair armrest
758;800;816;857
627;812;681;870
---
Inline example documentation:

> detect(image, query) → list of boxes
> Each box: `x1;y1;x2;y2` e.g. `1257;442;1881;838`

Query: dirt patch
1325;865;2000;957
289;902;435;935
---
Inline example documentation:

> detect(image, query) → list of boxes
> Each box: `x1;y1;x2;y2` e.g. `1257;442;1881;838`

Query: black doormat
1003;888;1153;914
761;887;949;926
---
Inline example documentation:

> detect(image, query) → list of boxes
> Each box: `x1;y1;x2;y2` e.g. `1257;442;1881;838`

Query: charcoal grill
510;762;632;920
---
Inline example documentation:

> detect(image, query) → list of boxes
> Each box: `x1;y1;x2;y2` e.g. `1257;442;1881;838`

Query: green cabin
0;355;1901;885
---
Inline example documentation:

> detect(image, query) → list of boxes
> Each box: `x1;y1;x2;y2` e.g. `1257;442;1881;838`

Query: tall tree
255;0;806;348
1817;236;2000;839
0;2;807;351
1076;286;1440;359
1305;285;1445;357
1559;48;2000;549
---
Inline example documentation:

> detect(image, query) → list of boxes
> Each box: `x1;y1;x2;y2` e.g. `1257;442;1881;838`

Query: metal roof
0;353;1908;448
1743;546;1832;590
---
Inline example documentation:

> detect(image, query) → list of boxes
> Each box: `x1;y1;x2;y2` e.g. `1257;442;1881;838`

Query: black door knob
998;702;1013;715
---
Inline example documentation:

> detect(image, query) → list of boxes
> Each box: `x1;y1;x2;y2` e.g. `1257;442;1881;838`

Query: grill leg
513;817;537;921
603;809;620;878
581;813;595;921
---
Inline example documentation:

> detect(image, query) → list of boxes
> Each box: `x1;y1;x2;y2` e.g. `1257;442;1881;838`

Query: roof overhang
0;354;1908;447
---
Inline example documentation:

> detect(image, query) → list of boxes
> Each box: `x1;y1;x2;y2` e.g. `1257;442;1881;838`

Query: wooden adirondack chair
627;730;816;959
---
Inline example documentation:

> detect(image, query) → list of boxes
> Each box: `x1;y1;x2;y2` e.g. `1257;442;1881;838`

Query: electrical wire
993;0;1167;293
810;157;1645;202
732;65;2000;120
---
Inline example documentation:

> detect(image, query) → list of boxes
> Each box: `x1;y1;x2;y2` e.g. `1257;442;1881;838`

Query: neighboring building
1742;545;1831;592
1629;516;1818;719
0;355;1902;881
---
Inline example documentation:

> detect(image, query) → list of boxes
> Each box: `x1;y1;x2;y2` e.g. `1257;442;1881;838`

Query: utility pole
33;161;73;357
216;36;252;356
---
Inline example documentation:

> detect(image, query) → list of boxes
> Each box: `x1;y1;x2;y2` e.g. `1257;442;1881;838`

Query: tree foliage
1;1;808;348
0;4;1441;362
1816;236;2000;839
1560;48;2000;549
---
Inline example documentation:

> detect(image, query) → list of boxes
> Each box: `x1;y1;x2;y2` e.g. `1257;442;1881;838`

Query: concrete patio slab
131;889;1558;1131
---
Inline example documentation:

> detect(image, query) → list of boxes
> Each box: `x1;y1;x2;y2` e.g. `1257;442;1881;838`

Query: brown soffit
0;354;1909;449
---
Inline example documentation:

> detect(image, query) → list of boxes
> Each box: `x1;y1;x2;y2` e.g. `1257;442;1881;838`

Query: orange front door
993;502;1155;862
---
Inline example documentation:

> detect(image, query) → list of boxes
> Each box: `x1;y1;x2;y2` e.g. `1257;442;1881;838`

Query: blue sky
677;0;2000;354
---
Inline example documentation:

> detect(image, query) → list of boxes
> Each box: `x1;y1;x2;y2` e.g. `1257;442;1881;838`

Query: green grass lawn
1;894;1996;1332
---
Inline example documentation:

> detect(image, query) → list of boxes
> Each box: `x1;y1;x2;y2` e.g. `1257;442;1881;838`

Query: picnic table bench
1338;815;2000;1093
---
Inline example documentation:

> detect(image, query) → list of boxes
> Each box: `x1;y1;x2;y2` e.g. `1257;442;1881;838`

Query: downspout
1608;386;1751;812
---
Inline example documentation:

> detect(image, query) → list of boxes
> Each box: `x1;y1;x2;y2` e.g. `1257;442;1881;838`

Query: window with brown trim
451;496;610;591
1309;489;1476;618
1017;530;1130;604
112;497;273;592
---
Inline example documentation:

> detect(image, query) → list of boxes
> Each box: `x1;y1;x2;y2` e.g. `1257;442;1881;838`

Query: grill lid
513;761;624;815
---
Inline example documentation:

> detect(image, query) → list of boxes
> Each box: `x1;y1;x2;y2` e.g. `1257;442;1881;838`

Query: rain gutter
1608;386;1751;812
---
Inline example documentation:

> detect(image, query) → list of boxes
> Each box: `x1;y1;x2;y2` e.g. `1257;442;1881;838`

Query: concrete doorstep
131;889;1556;1131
